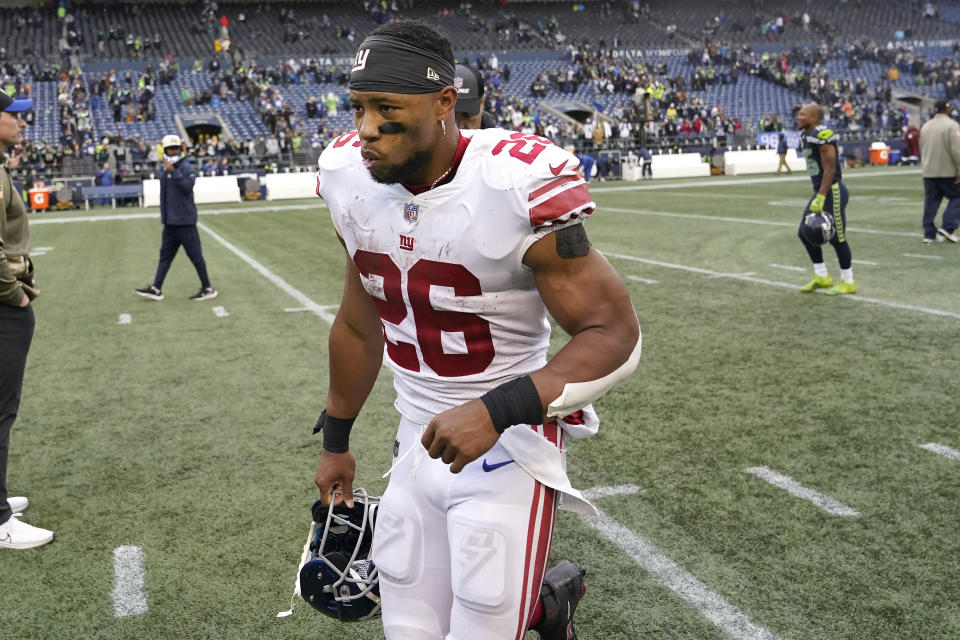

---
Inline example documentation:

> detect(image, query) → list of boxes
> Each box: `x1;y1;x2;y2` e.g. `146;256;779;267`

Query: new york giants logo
352;49;370;72
403;202;419;222
399;235;415;251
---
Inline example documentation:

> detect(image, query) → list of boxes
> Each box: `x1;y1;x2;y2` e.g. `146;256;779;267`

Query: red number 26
352;251;495;377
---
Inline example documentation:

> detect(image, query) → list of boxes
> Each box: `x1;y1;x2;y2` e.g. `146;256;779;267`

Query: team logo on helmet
800;211;835;245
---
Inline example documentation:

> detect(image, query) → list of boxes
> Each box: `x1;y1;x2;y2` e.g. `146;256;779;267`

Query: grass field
2;165;958;640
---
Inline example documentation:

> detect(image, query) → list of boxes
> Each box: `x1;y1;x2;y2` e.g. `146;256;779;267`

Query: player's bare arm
525;227;640;406
315;241;385;506
423;225;639;473
819;144;836;196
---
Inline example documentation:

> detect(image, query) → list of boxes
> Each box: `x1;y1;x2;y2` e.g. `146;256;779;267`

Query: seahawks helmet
292;489;381;622
800;211;835;245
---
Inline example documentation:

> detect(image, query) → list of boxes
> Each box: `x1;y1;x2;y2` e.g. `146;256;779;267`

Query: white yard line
605;251;960;320
582;484;646;499
919;442;960;460
903;253;942;260
30;202;322;225
112;546;148;617
626;274;659;285
212;306;229;318
769;263;806;272
604;206;919;239
196;222;336;324
588;168;921;193
852;259;878;266
117;314;131;325
581;484;781;640
744;467;860;517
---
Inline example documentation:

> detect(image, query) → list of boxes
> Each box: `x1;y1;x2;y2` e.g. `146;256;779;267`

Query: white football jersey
317;128;595;425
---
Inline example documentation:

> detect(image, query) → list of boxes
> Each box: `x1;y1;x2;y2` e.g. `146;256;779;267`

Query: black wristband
479;375;543;434
313;410;356;453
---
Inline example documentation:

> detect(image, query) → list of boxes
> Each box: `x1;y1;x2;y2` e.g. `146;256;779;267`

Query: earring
440;120;447;138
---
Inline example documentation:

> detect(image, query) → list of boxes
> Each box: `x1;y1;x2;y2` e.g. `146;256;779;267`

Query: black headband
349;35;455;94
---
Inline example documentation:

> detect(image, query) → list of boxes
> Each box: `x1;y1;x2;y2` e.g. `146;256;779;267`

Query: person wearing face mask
134;134;218;301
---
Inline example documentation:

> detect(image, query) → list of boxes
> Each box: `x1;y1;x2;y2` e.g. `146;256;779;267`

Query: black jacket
160;157;198;225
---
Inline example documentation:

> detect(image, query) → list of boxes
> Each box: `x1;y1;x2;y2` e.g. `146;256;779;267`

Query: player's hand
314;450;356;508
422;399;500;474
164;160;174;172
809;193;826;213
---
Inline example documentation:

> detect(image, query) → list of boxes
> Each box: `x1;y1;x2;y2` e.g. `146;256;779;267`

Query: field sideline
2;165;958;640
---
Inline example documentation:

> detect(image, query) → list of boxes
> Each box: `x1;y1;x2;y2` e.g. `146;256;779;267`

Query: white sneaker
0;515;55;549
7;496;28;514
937;227;959;243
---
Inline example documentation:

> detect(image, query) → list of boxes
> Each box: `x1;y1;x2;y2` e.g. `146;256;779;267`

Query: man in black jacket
135;134;217;301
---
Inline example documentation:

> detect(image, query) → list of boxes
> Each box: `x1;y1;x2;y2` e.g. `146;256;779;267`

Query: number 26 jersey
317;128;595;424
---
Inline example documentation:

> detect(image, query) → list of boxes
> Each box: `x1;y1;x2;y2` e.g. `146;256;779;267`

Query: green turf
2;166;958;639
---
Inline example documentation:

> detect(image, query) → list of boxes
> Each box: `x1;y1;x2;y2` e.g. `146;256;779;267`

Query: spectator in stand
265;134;281;158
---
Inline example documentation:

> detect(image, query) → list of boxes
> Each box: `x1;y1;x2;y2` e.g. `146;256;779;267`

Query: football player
313;20;641;640
796;102;856;295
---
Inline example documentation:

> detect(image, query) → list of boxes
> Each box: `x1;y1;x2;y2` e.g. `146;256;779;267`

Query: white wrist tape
546;330;642;418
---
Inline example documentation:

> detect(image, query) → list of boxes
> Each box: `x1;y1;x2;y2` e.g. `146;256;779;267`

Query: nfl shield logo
454;76;464;89
403;202;419;222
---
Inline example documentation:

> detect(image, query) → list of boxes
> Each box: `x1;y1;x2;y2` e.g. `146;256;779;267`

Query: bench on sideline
81;185;144;209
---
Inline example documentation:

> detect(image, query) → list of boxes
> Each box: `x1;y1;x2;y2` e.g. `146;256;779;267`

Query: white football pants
374;416;561;640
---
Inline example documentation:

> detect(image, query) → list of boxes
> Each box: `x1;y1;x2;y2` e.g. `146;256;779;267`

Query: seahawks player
796;102;856;295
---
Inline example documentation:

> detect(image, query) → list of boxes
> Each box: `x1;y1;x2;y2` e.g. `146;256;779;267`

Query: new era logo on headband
426;67;440;81
352;49;370;72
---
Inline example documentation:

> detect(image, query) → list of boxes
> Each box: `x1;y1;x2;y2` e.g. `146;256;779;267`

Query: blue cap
0;90;33;113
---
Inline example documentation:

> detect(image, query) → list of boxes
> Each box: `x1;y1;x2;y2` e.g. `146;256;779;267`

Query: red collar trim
402;132;471;195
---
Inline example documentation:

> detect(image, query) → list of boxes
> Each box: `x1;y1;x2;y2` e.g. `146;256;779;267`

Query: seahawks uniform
800;125;852;259
803;124;850;242
317;128;599;639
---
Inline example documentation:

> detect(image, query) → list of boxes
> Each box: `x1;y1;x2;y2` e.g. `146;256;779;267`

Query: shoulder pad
464;130;594;228
318;130;361;172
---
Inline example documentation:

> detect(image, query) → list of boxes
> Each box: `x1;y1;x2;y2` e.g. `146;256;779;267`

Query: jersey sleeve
806;126;837;146
317;131;362;237
522;142;595;230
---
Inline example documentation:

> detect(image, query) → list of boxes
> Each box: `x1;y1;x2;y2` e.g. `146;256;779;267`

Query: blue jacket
777;136;788;154
160;158;198;225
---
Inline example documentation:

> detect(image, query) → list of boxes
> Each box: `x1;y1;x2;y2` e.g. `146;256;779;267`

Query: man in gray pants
919;99;960;243
0;90;54;550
